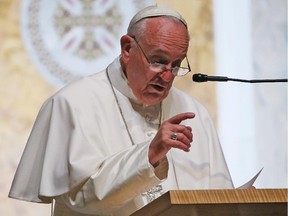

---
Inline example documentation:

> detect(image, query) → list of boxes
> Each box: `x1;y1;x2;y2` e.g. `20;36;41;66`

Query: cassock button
147;131;155;137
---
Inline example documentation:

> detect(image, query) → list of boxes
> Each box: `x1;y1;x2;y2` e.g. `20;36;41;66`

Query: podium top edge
168;189;288;204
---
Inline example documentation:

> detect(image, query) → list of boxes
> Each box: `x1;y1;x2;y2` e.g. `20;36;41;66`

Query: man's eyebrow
147;47;186;61
147;49;169;58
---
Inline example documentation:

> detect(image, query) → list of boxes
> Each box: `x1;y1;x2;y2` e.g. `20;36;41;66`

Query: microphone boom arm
192;73;288;83
227;78;288;83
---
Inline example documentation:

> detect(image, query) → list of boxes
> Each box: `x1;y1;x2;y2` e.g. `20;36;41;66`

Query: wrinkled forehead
128;5;187;31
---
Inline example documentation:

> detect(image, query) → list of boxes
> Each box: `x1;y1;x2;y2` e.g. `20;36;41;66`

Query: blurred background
0;0;287;215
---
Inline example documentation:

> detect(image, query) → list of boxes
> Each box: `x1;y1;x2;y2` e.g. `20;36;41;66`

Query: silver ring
171;132;178;140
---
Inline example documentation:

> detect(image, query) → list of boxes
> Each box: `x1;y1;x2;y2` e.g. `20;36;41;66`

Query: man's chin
139;93;167;106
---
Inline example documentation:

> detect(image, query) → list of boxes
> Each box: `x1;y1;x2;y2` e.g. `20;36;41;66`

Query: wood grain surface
132;189;288;216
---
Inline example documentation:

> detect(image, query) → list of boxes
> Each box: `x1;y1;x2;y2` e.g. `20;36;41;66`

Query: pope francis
9;5;234;216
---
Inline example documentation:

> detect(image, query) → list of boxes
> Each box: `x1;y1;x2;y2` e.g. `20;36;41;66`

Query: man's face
122;17;189;106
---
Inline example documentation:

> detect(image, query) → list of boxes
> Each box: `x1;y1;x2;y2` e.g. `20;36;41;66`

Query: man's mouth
153;84;165;91
150;83;166;92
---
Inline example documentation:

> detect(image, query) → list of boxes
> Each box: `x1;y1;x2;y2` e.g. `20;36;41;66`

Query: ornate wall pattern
21;0;153;85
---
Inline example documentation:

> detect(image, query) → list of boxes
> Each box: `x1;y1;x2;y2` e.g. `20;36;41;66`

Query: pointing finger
167;112;195;125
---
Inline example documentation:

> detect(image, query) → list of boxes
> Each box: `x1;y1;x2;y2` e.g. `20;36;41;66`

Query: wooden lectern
131;189;288;216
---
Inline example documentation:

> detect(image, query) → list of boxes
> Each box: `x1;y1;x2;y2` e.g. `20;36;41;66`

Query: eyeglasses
132;37;191;77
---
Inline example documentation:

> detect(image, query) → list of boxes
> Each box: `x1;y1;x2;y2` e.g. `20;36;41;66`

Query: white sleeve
57;142;168;215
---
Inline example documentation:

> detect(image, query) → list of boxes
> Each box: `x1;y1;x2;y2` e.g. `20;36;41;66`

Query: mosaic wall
0;0;215;215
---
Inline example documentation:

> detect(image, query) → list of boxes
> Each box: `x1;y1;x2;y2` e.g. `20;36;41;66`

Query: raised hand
149;112;195;166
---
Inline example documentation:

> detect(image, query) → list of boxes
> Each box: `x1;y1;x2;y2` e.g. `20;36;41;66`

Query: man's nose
158;69;174;82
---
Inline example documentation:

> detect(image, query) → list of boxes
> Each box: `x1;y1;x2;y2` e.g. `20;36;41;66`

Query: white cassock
9;57;234;216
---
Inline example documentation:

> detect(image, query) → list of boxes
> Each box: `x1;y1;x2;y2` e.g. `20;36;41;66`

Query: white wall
213;0;287;188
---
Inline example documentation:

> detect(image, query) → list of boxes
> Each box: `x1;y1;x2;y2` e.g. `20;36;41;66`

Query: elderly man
9;5;234;216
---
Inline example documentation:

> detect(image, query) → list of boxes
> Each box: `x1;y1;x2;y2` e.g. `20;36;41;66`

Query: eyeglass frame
131;36;191;77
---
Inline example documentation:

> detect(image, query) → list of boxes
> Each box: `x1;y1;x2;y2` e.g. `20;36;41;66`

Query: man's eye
159;60;169;65
151;62;165;68
150;58;168;65
172;60;182;68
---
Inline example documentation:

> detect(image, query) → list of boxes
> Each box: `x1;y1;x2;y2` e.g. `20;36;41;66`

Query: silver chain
106;67;164;202
106;68;162;146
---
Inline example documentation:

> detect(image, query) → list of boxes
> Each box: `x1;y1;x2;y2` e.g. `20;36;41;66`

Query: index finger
167;112;195;125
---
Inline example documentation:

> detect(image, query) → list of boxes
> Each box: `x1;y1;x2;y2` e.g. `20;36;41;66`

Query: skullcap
128;5;187;30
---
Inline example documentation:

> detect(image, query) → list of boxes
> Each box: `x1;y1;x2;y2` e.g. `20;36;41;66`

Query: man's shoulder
47;70;111;104
67;70;107;89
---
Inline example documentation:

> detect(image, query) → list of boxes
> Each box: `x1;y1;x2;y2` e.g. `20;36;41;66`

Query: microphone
192;73;288;83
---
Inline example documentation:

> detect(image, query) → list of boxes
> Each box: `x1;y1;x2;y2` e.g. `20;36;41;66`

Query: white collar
107;57;162;122
107;56;140;103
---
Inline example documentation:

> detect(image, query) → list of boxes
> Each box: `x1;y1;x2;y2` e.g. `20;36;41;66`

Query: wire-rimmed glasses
132;37;191;76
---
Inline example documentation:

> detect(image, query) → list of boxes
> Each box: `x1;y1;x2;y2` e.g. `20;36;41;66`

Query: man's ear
120;35;132;63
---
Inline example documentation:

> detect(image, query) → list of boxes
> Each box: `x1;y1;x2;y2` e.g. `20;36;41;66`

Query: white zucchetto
128;5;187;31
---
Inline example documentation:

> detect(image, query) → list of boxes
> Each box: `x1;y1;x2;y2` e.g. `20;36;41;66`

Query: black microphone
192;73;288;83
